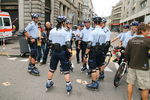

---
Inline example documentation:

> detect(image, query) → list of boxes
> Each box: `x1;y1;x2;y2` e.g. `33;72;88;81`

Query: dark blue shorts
88;48;105;70
29;42;37;59
49;50;70;73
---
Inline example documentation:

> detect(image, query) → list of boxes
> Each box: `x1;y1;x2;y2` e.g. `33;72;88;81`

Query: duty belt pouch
53;43;61;52
95;42;101;53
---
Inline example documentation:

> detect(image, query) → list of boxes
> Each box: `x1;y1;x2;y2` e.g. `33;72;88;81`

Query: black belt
52;43;67;51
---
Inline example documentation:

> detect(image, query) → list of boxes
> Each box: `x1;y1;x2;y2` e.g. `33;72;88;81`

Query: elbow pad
87;41;92;49
66;41;71;49
23;29;27;36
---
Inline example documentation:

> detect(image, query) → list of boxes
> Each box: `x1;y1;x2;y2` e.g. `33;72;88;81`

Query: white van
0;11;12;39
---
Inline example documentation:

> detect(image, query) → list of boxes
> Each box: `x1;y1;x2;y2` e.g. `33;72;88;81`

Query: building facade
0;0;93;31
120;0;150;24
82;0;94;20
110;0;123;31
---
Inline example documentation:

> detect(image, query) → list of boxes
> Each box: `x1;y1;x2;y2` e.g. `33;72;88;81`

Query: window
141;0;147;9
132;7;135;13
0;18;3;26
3;18;10;26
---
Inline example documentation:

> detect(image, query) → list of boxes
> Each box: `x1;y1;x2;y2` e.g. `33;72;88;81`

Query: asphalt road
0;33;145;100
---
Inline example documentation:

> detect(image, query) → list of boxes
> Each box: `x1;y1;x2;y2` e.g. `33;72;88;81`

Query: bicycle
113;48;128;87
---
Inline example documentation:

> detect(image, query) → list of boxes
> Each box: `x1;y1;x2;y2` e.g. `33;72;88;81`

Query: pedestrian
125;24;150;100
45;16;73;94
74;23;84;64
79;19;93;72
41;22;52;64
83;16;106;89
24;13;40;75
37;23;47;63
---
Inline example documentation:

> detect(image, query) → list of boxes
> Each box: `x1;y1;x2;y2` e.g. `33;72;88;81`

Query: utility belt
81;41;88;45
51;43;67;52
92;43;106;52
28;38;37;45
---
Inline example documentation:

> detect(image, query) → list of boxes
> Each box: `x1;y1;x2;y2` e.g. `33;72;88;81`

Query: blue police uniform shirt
74;29;82;40
65;28;72;41
103;27;111;42
49;27;71;46
117;32;125;39
121;31;136;48
88;26;106;46
80;27;93;42
25;21;38;39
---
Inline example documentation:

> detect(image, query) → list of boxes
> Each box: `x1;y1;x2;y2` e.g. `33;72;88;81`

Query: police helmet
130;21;139;26
77;23;84;27
56;16;67;23
31;13;40;18
84;19;90;23
66;20;72;24
101;17;107;23
92;16;102;24
123;24;130;29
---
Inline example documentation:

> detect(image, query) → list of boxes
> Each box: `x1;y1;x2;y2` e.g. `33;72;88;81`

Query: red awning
110;23;122;25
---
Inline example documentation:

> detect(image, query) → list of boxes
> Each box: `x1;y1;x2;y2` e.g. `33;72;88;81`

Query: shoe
98;71;105;80
46;81;54;88
66;83;72;92
28;65;34;72
86;81;99;89
81;64;87;72
28;67;40;75
77;60;80;64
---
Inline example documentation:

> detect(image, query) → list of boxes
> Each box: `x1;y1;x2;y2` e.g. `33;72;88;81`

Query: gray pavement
0;33;145;100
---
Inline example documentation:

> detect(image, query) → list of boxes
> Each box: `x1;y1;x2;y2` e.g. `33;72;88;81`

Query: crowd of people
23;13;150;99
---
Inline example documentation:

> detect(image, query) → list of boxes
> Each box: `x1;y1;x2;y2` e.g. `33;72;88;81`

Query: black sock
29;62;32;66
32;64;35;66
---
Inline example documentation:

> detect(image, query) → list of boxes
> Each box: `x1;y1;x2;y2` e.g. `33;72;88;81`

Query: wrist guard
84;53;89;58
66;41;71;49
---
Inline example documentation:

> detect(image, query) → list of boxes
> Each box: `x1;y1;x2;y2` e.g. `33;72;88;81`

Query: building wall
110;0;123;31
120;0;150;23
82;0;94;20
0;0;94;30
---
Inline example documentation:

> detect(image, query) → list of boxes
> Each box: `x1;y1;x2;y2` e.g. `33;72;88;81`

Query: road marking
8;57;17;61
20;59;28;62
2;82;11;86
72;50;76;56
104;67;113;72
76;79;88;85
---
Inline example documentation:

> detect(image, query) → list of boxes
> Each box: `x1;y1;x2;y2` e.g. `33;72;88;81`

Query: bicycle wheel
114;63;126;87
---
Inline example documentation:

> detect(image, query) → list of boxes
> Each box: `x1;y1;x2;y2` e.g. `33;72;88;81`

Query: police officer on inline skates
83;16;106;89
24;13;40;76
45;16;72;94
98;17;112;80
79;19;93;72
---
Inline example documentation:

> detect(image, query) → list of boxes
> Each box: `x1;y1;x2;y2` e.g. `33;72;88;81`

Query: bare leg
127;84;134;100
48;71;54;80
64;74;71;82
141;89;149;100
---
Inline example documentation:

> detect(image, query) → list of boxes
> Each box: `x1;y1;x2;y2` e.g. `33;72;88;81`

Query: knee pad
64;71;70;75
91;69;97;73
49;69;55;73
